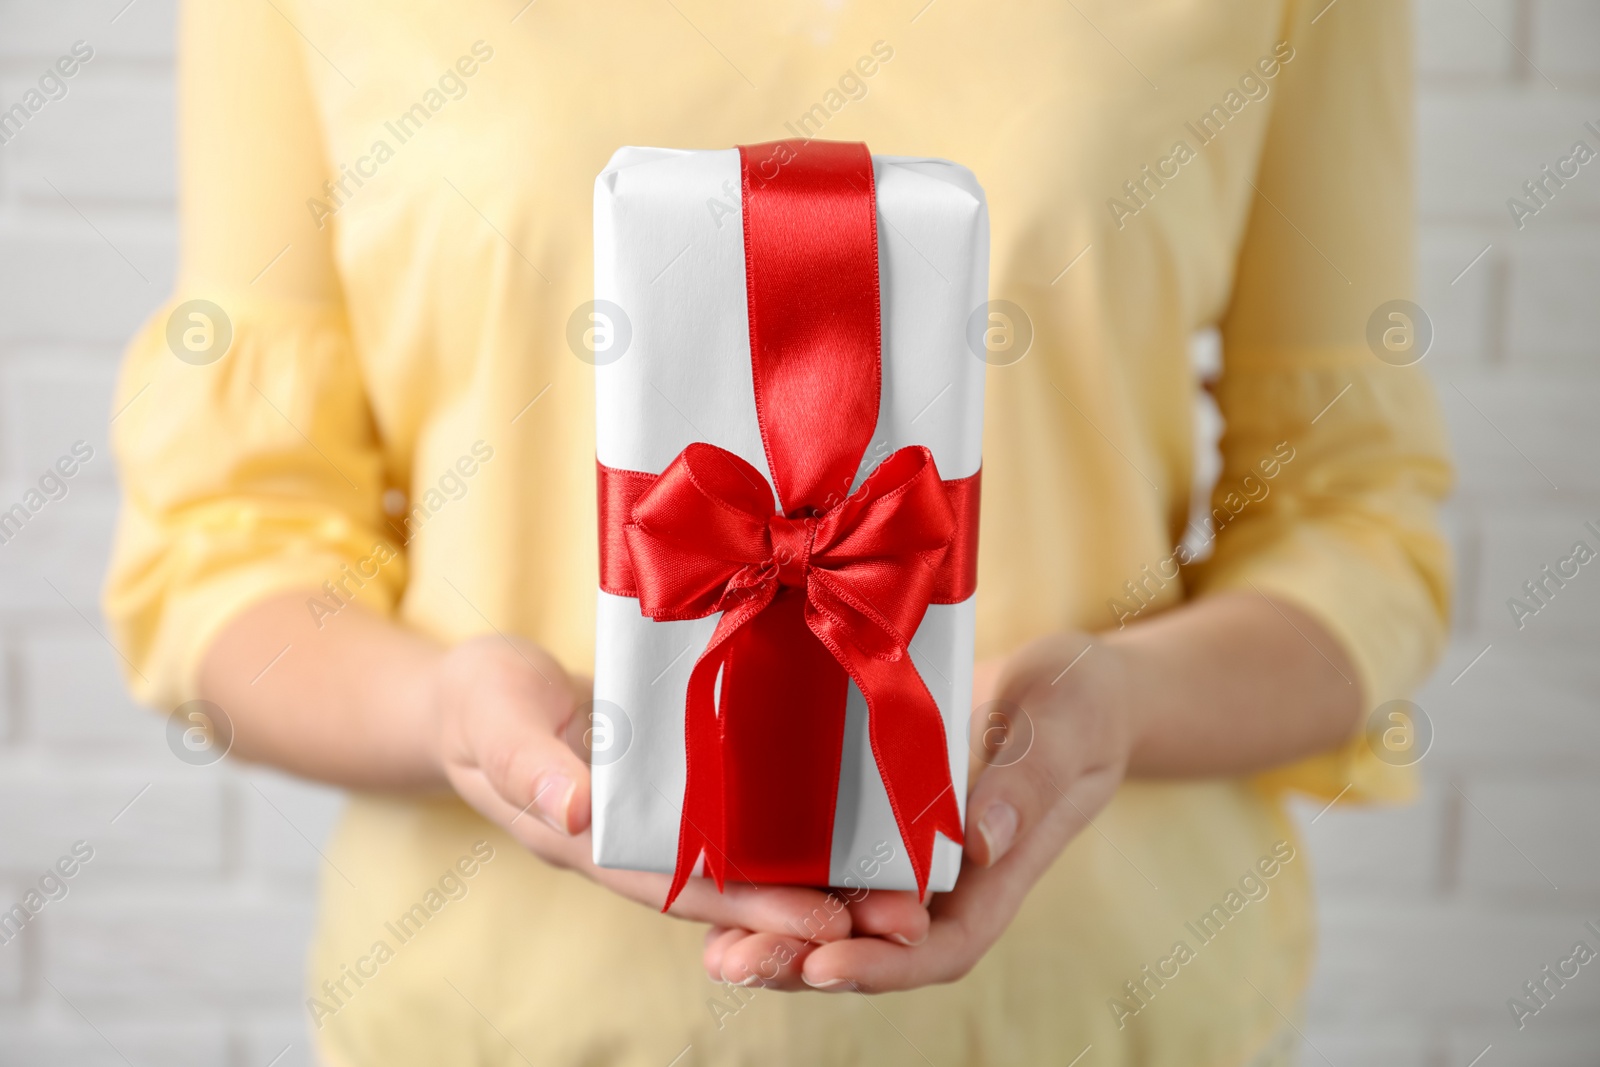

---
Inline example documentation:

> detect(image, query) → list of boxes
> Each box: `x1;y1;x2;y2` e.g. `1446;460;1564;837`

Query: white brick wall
1296;2;1600;1062
0;8;326;1063
0;1;1595;1065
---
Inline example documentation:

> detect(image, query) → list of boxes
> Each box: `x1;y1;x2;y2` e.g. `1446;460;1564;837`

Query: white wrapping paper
591;146;988;893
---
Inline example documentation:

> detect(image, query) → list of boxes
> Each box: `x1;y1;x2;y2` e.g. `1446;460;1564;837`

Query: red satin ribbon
598;463;980;606
596;140;974;907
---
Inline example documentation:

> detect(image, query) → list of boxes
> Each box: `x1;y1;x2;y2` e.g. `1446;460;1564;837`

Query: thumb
963;704;1056;868
448;639;594;836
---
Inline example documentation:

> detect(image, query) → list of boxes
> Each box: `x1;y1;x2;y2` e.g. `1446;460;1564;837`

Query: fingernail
534;774;575;833
802;975;846;989
977;802;1018;866
887;931;927;947
720;964;763;987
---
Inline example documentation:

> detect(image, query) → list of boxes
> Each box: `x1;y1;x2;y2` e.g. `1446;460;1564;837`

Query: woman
106;0;1451;1064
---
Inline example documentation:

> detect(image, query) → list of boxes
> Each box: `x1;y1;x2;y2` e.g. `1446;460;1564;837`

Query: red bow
596;140;974;907
625;443;966;905
626;442;955;637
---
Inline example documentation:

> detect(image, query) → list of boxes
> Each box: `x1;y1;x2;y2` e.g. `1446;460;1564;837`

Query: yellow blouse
105;1;1452;1064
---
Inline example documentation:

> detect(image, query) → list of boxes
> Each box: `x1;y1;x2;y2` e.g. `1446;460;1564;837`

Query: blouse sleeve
103;0;403;708
1190;0;1454;802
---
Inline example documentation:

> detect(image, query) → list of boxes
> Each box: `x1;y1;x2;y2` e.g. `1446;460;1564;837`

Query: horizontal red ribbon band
597;460;981;606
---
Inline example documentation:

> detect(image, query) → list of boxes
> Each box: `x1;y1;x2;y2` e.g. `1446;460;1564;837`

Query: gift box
591;140;987;904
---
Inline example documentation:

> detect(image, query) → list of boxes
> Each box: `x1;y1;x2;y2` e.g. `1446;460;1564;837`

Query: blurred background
0;1;1596;1064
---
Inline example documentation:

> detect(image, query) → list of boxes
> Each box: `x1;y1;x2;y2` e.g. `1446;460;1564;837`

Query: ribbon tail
839;649;964;900
717;589;849;886
663;642;729;912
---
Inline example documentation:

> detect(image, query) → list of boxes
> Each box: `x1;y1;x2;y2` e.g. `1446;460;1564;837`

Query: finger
964;750;1063;868
446;764;592;869
802;880;1000;993
585;861;856;941
809;795;1095;993
801;930;926;992
702;926;747;980
843;889;929;946
715;931;817;990
451;762;862;940
969;656;1005;709
559;673;596;759
661;879;855;942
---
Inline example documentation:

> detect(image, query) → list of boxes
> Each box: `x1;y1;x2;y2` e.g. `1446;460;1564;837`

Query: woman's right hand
430;634;930;975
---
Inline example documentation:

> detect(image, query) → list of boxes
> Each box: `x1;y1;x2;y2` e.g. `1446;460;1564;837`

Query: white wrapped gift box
591;145;988;894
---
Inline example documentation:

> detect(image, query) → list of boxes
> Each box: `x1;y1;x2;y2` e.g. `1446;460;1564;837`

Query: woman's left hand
703;630;1137;991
